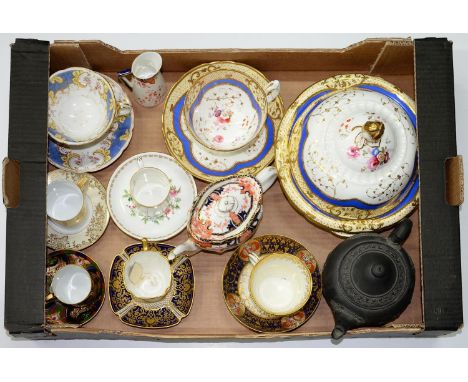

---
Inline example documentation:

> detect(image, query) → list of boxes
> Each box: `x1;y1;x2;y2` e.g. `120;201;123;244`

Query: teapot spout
331;325;347;340
328;300;366;340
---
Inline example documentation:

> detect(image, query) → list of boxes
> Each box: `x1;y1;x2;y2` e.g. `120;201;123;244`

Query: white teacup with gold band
248;252;312;316
46;264;92;305
129;157;171;213
47;177;88;229
123;239;172;301
183;69;280;152
48;67;132;146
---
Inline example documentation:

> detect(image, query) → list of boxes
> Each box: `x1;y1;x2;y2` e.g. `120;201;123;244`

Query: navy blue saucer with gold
109;242;195;329
223;235;321;333
46;250;105;328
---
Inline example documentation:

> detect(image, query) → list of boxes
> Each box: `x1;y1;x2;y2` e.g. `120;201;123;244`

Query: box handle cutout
2;158;20;208
445;155;464;206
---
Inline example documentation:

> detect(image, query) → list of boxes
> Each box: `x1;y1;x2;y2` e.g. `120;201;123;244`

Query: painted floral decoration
123;184;181;224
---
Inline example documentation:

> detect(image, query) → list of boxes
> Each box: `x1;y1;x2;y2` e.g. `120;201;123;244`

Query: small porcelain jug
168;166;277;260
118;52;166;107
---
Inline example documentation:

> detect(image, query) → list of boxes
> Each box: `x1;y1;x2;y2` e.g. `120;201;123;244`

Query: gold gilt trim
275;74;419;234
162;61;284;182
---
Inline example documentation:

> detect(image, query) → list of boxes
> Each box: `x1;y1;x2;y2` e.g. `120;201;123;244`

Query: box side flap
4;39;49;335
415;37;463;332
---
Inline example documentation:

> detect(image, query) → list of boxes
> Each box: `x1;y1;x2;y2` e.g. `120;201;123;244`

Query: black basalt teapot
323;219;415;340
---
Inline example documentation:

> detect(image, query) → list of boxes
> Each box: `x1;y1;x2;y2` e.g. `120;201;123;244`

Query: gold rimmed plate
275;74;419;235
109;242;194;329
47;170;110;250
222;235;321;333
162;61;284;182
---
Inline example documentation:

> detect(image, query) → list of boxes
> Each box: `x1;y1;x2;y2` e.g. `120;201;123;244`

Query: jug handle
256;166;277;192
118;69;133;90
168;239;200;261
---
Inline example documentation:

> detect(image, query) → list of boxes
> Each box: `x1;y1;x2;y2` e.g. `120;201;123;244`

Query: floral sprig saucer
107;152;197;241
47;170;110;250
223;235;321;333
109;242;194;329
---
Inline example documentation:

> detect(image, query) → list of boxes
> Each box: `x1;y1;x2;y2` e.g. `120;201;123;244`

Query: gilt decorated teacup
47;177;88;228
248;252;312;316
129;156;171;211
47;264;92;305
183;69;280;151
48;67;131;146
123;239;172;301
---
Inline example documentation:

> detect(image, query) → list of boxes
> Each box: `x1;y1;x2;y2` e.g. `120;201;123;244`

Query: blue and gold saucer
223;235;321;333
109;242;195;329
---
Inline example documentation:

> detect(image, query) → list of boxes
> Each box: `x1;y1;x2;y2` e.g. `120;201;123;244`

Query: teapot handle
256;166;277;192
168;239;200;261
388;218;413;245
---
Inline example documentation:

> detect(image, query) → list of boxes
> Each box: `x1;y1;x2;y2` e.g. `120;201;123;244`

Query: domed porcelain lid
188;176;263;244
301;87;417;205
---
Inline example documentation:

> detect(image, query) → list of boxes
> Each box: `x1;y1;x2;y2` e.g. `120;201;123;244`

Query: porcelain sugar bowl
168;166;277;260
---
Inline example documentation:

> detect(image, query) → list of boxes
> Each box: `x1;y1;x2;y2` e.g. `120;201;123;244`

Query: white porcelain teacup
183;69;280;152
130;157;170;209
248;252;312;316
47;264;92;305
123;240;172;301
47;177;88;228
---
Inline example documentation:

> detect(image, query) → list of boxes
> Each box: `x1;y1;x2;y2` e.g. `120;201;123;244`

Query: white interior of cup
249;253;312;315
51;264;92;305
124;250;172;300
47;180;83;221
132;52;162;80
130;167;170;208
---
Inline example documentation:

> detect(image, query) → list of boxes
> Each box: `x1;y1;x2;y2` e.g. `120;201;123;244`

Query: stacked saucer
275;74;419;236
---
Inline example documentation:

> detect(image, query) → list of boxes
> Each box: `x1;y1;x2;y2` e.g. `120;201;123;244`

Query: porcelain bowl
183;69;269;152
48;67;116;146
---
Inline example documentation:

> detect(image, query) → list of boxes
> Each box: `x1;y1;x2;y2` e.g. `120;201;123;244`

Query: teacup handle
168;239;201;261
116;99;132;117
265;80;280;103
255;166;277;192
45;293;55;302
248;252;261;266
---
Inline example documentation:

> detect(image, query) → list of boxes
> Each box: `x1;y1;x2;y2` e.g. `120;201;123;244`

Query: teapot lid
188;176;262;244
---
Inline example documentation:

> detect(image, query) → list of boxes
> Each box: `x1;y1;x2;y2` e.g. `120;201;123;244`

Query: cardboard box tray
2;37;463;340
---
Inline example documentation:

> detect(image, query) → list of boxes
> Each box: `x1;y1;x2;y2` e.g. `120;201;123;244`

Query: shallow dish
109;242;194;329
107;152;197;241
223;235;321;333
46;250;105;328
162;61;284;182
47;170;109;250
275;74;419;234
48;75;134;172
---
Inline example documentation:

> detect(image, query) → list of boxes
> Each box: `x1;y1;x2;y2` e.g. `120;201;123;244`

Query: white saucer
107;152;197;240
47;170;110;250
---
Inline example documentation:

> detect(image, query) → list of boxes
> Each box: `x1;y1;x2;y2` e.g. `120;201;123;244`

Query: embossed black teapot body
323;219;415;340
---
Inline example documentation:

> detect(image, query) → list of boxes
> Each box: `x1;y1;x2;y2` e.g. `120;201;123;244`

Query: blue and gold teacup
48;67;131;146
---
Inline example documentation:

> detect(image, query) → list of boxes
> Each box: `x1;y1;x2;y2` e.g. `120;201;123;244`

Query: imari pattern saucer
48;75;134;173
46;250;105;328
47;170;110;250
275;74;419;235
109;242;195;329
162;61;284;182
223;235;321;333
107;152;197;241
